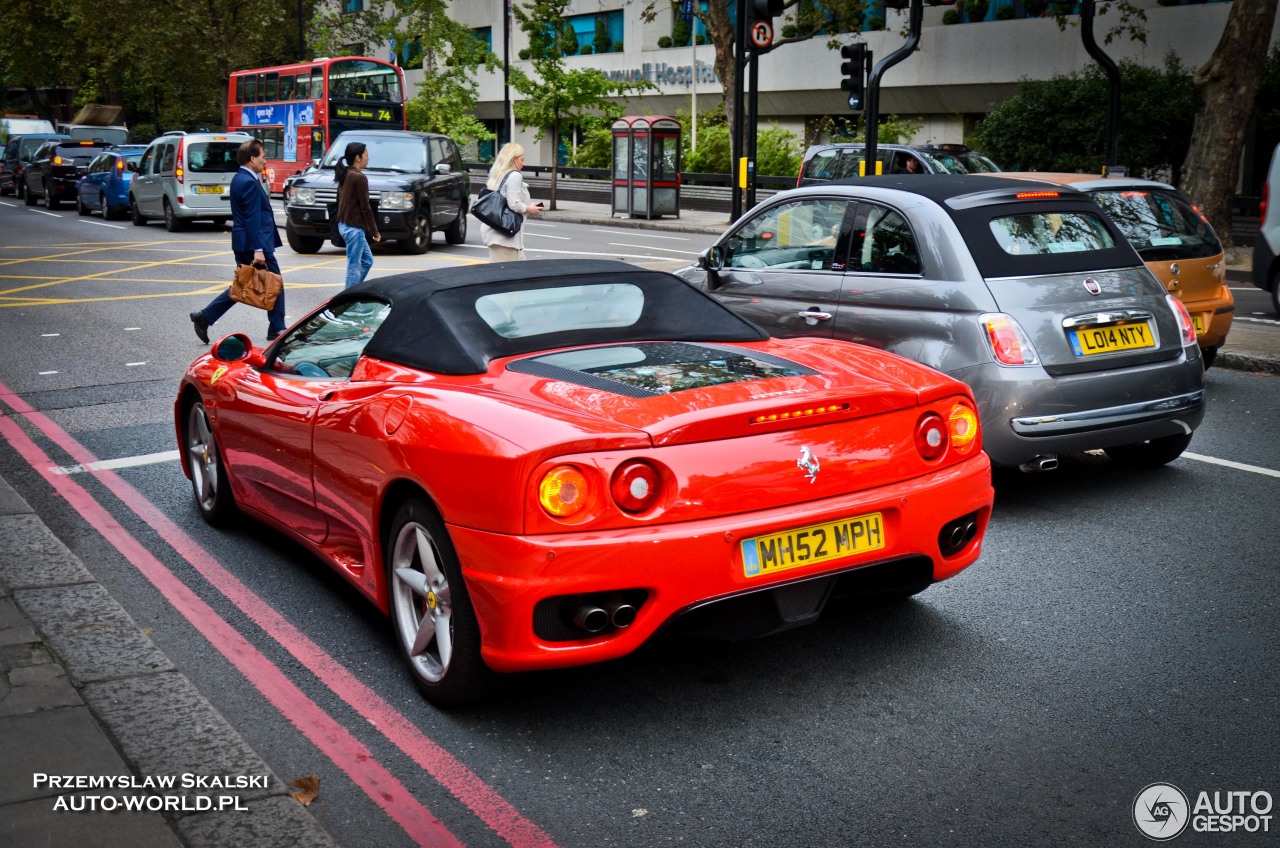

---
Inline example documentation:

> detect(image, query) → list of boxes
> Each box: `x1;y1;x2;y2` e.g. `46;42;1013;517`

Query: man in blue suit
190;138;286;343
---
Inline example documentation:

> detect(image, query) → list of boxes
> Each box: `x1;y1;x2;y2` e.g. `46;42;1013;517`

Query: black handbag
471;171;524;237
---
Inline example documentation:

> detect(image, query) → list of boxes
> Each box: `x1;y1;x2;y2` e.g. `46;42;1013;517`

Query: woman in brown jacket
335;141;381;288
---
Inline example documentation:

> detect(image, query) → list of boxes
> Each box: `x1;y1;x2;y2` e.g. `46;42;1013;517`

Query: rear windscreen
514;342;814;397
989;211;1116;256
1088;188;1222;261
187;142;241;173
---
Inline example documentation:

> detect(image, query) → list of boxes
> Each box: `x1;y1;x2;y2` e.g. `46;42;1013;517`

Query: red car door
214;366;329;543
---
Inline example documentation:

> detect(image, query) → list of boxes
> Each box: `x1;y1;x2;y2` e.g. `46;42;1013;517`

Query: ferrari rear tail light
610;460;661;513
914;413;948;461
979;313;1040;366
948;402;980;454
539;465;593;518
1166;295;1197;346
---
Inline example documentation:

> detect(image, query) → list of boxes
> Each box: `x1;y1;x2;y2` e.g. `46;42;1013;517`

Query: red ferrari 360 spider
176;260;994;707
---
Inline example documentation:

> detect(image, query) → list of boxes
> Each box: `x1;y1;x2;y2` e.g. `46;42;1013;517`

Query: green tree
974;55;1195;180
510;0;653;209
391;0;496;145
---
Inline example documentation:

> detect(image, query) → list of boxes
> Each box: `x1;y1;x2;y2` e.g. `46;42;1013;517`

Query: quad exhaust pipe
572;601;637;634
938;513;981;556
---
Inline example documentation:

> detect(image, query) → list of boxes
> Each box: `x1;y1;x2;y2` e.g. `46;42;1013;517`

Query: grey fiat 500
677;175;1205;470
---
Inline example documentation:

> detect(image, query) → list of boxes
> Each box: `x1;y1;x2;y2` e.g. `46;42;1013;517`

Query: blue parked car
76;145;147;219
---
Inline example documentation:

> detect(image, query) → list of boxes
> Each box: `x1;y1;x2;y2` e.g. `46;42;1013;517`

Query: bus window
296;72;311;100
311;69;323;99
279;75;295;101
256;73;266;102
265;72;278;101
235;76;244;104
243;75;257;102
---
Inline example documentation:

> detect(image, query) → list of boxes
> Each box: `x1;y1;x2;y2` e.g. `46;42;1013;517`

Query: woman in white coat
481;142;544;261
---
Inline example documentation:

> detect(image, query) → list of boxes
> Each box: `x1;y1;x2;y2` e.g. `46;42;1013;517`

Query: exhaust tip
573;605;609;633
1018;455;1059;473
607;603;637;629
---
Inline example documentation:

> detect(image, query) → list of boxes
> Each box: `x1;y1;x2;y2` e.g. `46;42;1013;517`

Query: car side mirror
434;162;451;176
212;333;254;362
698;245;724;272
127;162;137;172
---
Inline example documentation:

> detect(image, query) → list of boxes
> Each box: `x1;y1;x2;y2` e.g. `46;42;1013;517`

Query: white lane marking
38;371;58;375
593;229;691;241
125;361;148;367
450;243;690;261
51;449;180;476
1183;452;1280;479
125;327;141;331
42;333;60;337
0;200;17;207
525;232;571;240
607;242;699;255
1235;316;1280;325
79;219;126;229
28;209;59;218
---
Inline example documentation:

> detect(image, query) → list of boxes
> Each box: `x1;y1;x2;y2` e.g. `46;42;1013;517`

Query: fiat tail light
915;413;948;461
1166;295;1197;346
979;313;1040;366
610;460;662;513
538;465;593;518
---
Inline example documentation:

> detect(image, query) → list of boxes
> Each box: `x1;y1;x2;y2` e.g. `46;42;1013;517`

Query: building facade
396;1;1276;180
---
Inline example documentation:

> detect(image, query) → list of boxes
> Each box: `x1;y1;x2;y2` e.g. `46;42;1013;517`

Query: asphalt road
1;200;1278;848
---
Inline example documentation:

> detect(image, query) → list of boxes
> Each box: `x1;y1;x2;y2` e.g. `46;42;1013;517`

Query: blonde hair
487;143;525;190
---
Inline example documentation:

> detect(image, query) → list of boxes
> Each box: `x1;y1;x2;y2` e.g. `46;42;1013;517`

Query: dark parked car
283;130;468;254
678;175;1206;471
23;139;113;209
1;133;70;199
797;143;999;186
76;145;147;219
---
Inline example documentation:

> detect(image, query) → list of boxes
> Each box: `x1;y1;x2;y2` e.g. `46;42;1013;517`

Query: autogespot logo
1134;783;1190;841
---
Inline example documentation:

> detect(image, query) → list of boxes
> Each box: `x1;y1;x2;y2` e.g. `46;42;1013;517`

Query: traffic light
751;0;785;22
840;43;869;112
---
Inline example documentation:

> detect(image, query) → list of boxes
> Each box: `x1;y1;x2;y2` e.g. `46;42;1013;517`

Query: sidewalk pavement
2;200;1274;848
0;474;339;848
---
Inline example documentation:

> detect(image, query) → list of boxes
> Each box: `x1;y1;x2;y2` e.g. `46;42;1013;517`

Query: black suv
1;133;69;199
283;130;468;254
24;139;114;209
796;142;1000;186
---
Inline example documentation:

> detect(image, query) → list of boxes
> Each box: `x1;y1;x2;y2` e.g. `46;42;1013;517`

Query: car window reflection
272;298;392;379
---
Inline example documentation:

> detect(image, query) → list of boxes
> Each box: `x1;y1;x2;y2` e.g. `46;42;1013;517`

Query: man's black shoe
190;311;210;344
266;331;280;342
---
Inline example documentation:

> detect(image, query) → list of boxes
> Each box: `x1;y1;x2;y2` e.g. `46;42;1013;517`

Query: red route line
0;411;463;848
0;383;557;848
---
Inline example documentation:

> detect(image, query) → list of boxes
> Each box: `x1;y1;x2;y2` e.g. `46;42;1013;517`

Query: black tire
77;193;91;216
16;177;26;200
0;181;10;197
444;203;467;245
44;182;60;210
163;199;187;232
183;399;237;526
1201;346;1218;370
24;181;37;206
1103;432;1194;469
1270;270;1280;317
398;209;432;254
286;223;324;254
386;497;491;709
129;196;147;226
104;198;125;221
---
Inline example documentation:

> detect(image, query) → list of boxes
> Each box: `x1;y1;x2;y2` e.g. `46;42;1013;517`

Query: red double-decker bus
226;56;407;192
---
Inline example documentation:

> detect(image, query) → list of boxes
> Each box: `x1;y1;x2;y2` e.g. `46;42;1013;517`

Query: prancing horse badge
797;447;820;484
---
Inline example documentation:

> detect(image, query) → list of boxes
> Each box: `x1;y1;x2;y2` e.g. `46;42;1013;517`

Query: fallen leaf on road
290;774;320;806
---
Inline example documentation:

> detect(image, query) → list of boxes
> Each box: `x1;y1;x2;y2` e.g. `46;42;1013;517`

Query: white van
129;131;253;231
1;117;56;144
1254;143;1280;314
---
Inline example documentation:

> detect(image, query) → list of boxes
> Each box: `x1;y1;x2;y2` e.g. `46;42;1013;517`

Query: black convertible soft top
337;259;769;375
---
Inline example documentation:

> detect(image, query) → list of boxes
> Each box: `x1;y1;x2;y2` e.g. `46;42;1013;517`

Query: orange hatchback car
993;173;1234;367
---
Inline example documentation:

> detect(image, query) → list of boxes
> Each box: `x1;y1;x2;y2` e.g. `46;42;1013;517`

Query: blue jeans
339;222;374;288
199;250;287;336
